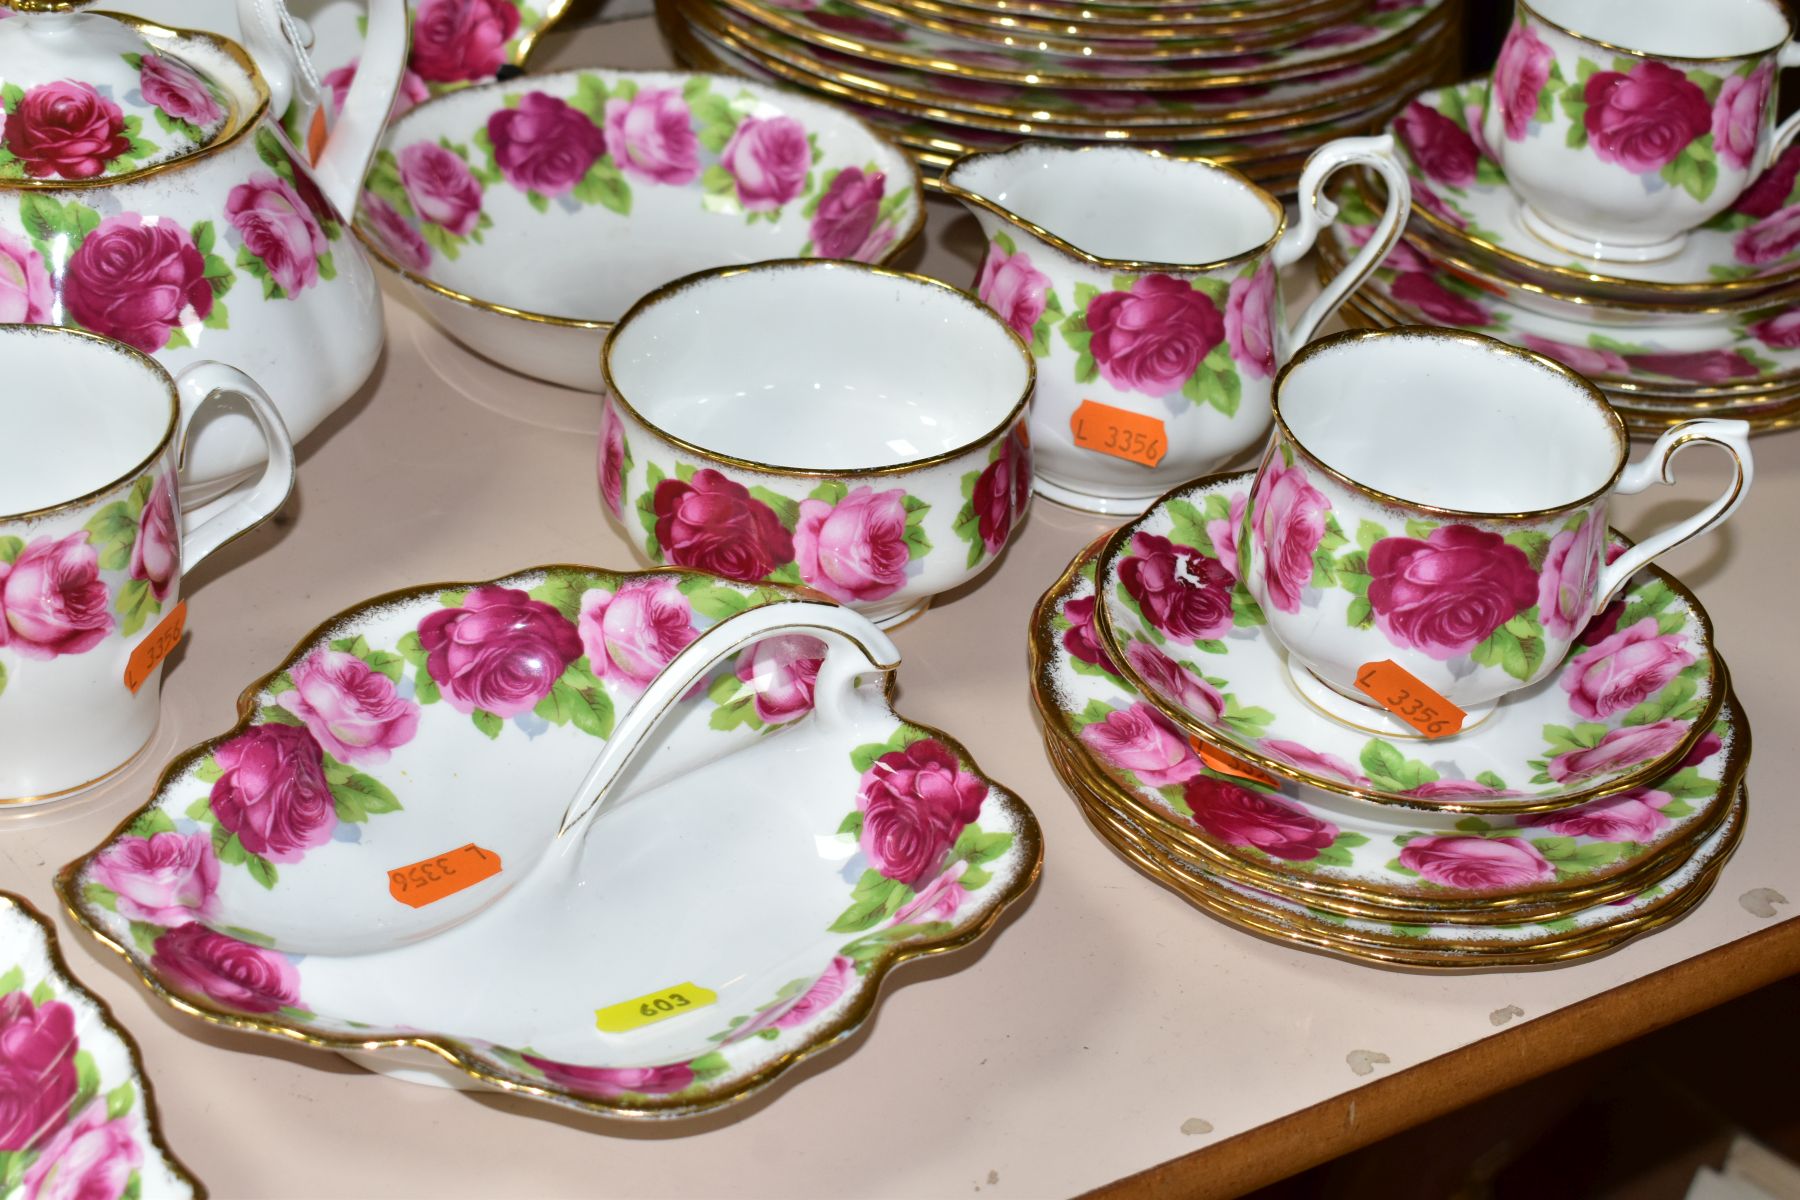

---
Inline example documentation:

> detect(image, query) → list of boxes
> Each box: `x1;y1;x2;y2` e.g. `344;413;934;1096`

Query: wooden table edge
1083;914;1800;1199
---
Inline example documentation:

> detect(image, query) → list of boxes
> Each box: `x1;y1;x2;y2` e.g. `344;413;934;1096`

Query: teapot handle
555;599;900;843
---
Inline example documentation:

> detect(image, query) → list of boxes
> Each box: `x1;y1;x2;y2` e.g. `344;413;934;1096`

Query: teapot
0;0;405;499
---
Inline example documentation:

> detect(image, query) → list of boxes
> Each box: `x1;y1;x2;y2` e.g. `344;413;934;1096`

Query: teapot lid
0;3;241;181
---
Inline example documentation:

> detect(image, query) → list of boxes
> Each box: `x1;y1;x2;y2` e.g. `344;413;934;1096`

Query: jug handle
296;0;410;218
1271;134;1412;358
555;598;900;845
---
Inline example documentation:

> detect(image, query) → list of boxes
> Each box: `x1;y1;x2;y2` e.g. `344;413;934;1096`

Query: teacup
1243;327;1752;713
942;135;1411;515
0;327;294;804
1482;0;1800;263
600;260;1034;628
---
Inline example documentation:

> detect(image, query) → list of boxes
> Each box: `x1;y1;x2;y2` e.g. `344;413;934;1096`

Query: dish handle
555;598;901;842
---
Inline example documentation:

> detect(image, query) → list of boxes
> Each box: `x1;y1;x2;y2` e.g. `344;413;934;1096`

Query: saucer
882;0;1360;42
1077;776;1745;968
1033;542;1745;917
60;564;1040;1120
1093;472;1726;812
1390;79;1800;303
0;892;200;1196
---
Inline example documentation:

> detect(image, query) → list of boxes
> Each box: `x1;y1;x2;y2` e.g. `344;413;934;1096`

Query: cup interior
606;263;1029;471
948;146;1281;266
1276;331;1622;514
1529;0;1790;59
0;329;173;516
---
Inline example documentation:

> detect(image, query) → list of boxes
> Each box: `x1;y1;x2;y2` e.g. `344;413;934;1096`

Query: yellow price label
594;983;718;1034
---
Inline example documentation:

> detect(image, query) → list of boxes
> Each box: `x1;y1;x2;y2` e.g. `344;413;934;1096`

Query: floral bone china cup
600;260;1034;628
0;327;295;804
1483;0;1800;262
1244;328;1752;715
941;136;1411;516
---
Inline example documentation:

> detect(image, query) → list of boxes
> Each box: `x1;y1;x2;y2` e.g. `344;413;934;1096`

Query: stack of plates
657;0;1462;193
1325;78;1800;436
1030;473;1750;969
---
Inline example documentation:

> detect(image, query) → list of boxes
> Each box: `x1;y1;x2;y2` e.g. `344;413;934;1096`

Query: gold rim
510;0;581;64
1030;537;1747;915
0;326;178;522
0;892;208;1197
56;562;1044;1122
1;15;260;189
942;144;1286;273
602;258;1035;478
1519;0;1795;65
1090;468;1729;814
875;0;1358;43
352;67;925;328
669;0;1448;89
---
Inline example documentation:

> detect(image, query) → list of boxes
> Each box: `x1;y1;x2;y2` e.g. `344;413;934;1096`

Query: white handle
555;599;900;841
1273;134;1412;359
307;0;409;217
234;0;303;118
1767;42;1800;169
1594;420;1753;609
173;362;297;573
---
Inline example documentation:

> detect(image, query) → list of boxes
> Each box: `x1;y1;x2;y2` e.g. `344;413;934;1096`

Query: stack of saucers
656;0;1460;194
1030;473;1750;969
1322;75;1800;436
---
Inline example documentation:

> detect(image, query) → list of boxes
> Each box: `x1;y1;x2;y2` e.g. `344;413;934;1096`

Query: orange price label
1354;660;1466;739
1190;739;1279;788
387;843;502;908
1070;400;1167;468
123;600;187;695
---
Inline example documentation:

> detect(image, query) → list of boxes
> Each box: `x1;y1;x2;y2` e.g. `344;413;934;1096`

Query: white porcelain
353;67;924;390
60;564;1040;1119
1243;328;1751;711
0;328;294;805
601;260;1033;627
0;3;402;500
942;135;1410;515
1481;0;1800;262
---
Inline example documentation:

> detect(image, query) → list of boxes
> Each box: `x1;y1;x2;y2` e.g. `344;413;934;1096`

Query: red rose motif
0;532;112;659
1520;334;1628;377
522;1055;695;1097
408;0;521;83
1120;531;1234;644
1520;789;1672;842
1250;455;1329;615
1560;617;1696;721
1184;775;1338;862
138;53;224;127
488;92;608;197
856;738;986;886
810;166;889;259
1492;23;1553;142
1366;526;1538;659
1583;62;1712;174
1399;835;1556;889
2;81;129;179
1681;731;1723;767
1390;272;1491;327
1624;349;1758;384
970;439;1022;555
0;993;78;1151
150;923;300;1014
1735;143;1800;217
1086;275;1225;398
653;469;795;581
1548;719;1689;782
1734;204;1800;265
418;586;583;718
976;242;1050;343
1750;308;1800;348
1060;595;1120;675
63;214;212;353
209;723;337;863
1397;100;1480;187
1078;701;1201;789
719;115;811;211
808;11;907;40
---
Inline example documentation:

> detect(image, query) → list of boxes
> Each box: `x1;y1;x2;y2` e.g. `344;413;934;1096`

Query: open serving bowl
353;67;924;389
57;564;1039;1119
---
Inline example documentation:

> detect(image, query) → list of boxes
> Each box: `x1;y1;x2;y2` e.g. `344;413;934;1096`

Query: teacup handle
1272;134;1412;358
1767;43;1800;168
173;362;297;575
1594;419;1753;610
555;599;900;841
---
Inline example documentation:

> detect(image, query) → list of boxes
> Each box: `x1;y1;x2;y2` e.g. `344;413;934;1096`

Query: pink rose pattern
857;739;986;887
1520;335;1628;378
362;192;432;271
1583;62;1713;175
1060;595;1120;676
91;831;220;925
523;1055;695;1098
810;167;891;259
1492;24;1552;142
399;141;484;237
1260;739;1365;787
1389;271;1492;327
492;92;608;196
1124;640;1223;726
1367;525;1537;660
1399;835;1556;890
63;214;211;353
419;586;583;717
1549;719;1690;782
21;1101;141;1200
1250;456;1328;615
0;992;78;1150
1735;205;1800;265
1750;308;1800;348
127;472;178;603
409;0;521;83
0;228;51;323
577;577;699;693
1520;789;1673;842
1560;618;1696;721
1712;63;1774;173
1397;100;1480;187
209;724;338;864
733;634;824;724
793;486;913;604
976;242;1050;343
138;53;224;128
276;650;422;765
1085;275;1226;398
1223;261;1276;380
227;172;328;297
598;403;628;519
0;533;113;660
1184;775;1338;862
1535;512;1606;640
1119;531;1235;643
603;88;699;187
1078;702;1201;789
719;115;811;211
